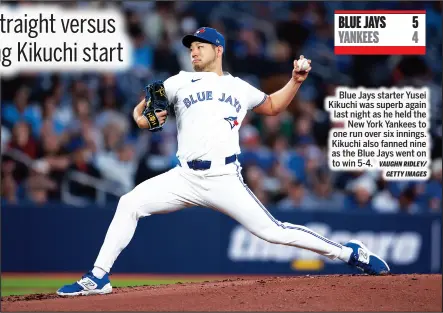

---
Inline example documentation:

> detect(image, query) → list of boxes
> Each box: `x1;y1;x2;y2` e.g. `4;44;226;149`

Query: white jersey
164;71;268;162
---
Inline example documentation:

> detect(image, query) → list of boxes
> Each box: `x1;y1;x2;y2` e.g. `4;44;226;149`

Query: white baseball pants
94;161;350;273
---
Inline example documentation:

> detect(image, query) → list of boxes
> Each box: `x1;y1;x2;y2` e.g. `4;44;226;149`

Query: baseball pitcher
57;27;390;296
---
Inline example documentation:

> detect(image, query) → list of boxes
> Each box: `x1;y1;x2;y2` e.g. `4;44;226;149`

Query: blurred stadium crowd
1;1;441;214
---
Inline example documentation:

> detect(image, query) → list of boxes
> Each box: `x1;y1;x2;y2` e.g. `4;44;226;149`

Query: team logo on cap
195;27;206;34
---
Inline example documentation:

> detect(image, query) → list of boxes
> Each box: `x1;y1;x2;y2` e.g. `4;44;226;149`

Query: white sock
338;246;353;263
92;267;107;279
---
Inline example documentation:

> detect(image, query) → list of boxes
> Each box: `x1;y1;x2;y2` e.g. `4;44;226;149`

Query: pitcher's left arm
253;55;311;116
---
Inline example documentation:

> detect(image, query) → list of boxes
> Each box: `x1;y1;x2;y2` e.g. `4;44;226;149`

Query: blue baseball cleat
344;240;391;275
57;271;112;296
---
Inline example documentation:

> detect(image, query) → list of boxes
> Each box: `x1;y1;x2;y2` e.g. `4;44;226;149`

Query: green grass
1;275;211;296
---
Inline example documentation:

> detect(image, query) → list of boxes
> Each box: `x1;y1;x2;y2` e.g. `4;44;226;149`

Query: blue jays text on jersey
183;91;242;112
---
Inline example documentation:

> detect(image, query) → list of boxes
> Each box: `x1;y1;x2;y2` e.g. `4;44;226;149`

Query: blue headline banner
2;204;441;275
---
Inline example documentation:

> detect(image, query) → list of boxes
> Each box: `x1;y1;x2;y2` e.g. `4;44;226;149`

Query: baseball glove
142;80;169;132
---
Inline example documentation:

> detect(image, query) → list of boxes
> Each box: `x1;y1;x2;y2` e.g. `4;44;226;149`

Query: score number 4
412;16;419;43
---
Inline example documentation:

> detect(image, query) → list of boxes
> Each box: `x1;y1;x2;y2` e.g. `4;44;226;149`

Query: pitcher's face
189;42;217;72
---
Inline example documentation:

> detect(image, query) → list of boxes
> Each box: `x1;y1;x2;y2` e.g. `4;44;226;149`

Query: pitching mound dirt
2;274;441;311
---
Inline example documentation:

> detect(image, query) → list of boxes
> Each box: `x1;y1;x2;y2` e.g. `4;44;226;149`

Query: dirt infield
2;274;441;312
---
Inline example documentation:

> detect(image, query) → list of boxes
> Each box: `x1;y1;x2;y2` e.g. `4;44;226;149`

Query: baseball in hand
297;59;310;72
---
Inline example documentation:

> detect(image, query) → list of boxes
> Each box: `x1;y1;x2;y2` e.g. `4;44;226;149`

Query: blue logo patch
224;116;239;129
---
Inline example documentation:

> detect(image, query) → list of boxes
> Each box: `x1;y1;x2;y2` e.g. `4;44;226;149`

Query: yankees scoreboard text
334;10;426;55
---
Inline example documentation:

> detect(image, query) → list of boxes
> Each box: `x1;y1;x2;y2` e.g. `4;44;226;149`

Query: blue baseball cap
182;27;225;50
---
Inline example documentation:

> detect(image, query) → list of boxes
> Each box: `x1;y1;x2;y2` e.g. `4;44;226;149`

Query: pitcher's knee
256;226;287;244
116;192;138;214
